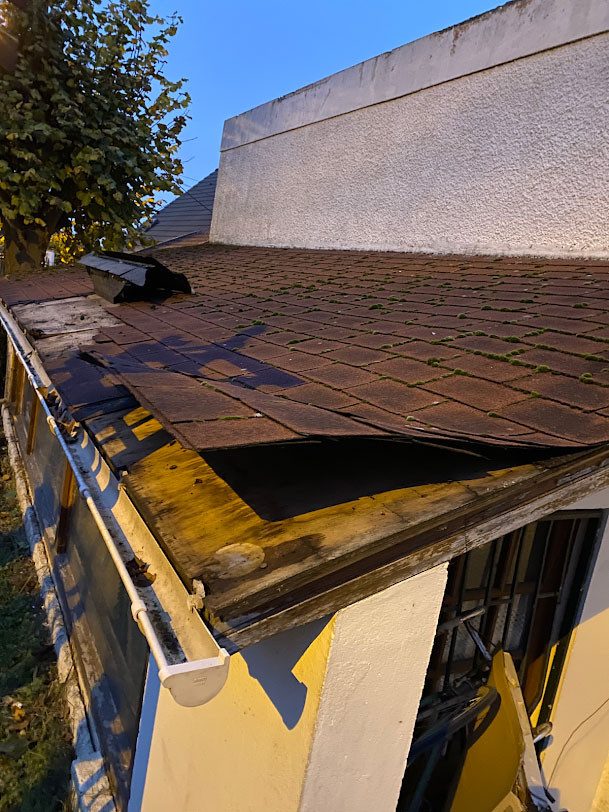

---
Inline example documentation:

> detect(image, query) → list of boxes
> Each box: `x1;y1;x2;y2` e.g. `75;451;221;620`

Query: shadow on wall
241;615;332;729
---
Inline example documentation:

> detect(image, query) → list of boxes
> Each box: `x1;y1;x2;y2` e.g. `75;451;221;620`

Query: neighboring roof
143;170;218;248
4;244;609;452
3;246;609;644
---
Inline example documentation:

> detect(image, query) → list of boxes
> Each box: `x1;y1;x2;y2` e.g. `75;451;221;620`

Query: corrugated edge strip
1;402;117;812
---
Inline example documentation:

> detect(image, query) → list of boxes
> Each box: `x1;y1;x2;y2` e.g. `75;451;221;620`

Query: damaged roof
3;243;609;451
4;245;609;644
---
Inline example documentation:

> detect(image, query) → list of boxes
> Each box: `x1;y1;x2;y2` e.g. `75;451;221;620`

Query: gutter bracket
0;301;229;708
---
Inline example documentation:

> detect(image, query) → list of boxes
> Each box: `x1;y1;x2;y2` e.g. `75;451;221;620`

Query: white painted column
135;564;447;812
299;564;448;812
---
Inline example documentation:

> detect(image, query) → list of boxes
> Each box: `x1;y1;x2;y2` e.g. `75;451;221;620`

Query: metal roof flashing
81;251;192;303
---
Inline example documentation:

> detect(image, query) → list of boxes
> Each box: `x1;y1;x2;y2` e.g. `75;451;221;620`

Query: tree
0;0;189;276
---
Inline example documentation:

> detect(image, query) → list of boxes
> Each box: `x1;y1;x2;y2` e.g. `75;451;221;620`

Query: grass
0;438;73;812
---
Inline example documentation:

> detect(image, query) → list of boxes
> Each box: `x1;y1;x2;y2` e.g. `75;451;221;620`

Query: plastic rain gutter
0;302;229;707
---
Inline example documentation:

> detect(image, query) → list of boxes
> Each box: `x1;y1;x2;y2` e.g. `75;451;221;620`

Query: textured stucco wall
221;0;609;151
136;565;447;812
211;30;609;258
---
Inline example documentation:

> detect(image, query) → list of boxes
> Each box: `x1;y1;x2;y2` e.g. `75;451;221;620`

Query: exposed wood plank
125;441;538;608
35;330;105;359
118;424;609;647
120;424;608;646
10;296;119;361
26;393;40;455
12;296;117;338
220;452;609;648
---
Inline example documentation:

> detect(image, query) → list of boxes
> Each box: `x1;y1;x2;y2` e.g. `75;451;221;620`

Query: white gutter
0;302;229;707
2;401;118;812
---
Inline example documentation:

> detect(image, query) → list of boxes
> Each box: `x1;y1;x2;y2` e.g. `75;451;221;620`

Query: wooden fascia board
211;446;609;649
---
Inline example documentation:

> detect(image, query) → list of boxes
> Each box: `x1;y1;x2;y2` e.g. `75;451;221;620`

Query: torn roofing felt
4;243;609;451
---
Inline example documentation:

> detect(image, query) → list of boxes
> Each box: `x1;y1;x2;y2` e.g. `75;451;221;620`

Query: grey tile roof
144;169;217;247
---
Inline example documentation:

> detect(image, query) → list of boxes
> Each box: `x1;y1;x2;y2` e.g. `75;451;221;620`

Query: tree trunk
2;218;53;278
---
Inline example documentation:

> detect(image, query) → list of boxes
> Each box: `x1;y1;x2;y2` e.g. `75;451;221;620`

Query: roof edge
221;0;609;152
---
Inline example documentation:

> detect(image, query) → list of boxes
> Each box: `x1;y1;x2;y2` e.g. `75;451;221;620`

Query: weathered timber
109;414;609;647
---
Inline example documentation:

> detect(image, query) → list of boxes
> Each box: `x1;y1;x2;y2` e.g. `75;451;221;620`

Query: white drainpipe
0;302;229;707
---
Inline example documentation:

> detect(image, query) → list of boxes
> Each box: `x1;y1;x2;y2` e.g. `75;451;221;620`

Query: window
398;513;602;812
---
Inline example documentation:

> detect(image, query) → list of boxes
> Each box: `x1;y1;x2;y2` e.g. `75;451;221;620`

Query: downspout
0;302;229;707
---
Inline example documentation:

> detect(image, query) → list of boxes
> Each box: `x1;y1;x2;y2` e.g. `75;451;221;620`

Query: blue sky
150;0;500;196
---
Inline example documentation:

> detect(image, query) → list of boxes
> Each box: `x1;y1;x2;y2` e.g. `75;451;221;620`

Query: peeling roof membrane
3;243;609;451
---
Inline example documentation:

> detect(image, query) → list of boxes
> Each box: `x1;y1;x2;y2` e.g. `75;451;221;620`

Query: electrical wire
166;171;217;218
177;181;214;217
548;694;609;785
151;175;215;227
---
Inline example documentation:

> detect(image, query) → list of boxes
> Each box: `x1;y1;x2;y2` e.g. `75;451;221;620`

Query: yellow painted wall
140;616;335;812
137;565;449;812
543;493;609;812
593;755;609;812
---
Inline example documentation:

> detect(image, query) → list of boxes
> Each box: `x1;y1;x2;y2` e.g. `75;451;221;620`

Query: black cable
548;694;609;785
177;182;214;217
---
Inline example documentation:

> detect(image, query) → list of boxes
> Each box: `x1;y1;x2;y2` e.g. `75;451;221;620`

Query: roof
143;170;217;248
3;244;609;644
4;244;609;451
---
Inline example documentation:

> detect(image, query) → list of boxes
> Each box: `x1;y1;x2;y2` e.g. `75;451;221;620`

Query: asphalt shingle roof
143;169;217;248
4;243;609;450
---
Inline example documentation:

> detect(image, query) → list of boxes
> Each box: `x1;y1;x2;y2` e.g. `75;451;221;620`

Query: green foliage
0;0;189;265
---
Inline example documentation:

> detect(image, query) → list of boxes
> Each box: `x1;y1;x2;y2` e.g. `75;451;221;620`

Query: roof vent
80;251;192;303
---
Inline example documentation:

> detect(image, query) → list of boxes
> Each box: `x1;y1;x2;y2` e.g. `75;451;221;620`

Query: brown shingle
439;355;528;382
272;352;333;373
452;335;520;355
324;345;391;366
497;399;609;443
348;379;441;414
176;417;297;449
282;383;360;409
524;332;609;357
306;363;380;388
5;243;609;450
138;382;254;422
368;357;440;384
393;341;460;362
515;349;609;378
423;376;527;412
513;374;609;411
414;402;532;439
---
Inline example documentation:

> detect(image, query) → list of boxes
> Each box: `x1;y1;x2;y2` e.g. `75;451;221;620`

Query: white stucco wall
211;0;609;258
133;565;447;812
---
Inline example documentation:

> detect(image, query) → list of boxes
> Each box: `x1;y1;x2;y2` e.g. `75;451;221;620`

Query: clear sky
149;0;501;196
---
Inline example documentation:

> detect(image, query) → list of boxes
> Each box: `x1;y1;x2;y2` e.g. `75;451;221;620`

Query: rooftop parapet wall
211;0;609;258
